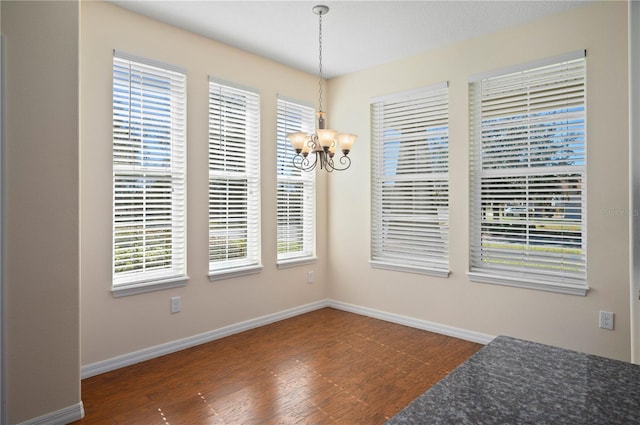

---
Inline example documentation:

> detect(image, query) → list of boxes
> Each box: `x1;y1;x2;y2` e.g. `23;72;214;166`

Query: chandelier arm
291;151;350;172
325;154;351;172
306;136;318;152
292;153;318;172
337;154;352;170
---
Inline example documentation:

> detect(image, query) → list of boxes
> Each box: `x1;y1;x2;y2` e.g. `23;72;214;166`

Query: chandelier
286;4;357;172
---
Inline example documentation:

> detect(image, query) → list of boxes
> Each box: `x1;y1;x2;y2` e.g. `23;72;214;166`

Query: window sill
277;256;318;269
369;260;450;278
112;274;189;297
467;271;589;296
209;264;263;281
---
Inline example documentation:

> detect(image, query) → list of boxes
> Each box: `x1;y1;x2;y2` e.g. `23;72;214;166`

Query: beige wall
80;2;329;366
2;1;81;423
327;1;631;361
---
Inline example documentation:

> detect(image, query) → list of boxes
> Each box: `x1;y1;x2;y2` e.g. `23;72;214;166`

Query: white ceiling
110;0;588;79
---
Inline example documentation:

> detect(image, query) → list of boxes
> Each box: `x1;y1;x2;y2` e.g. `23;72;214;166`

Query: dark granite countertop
387;335;640;424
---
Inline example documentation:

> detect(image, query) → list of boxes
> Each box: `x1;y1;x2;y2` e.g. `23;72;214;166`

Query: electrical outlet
170;296;181;314
599;310;614;330
307;271;314;284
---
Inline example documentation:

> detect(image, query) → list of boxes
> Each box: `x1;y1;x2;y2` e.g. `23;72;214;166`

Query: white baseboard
326;300;495;345
81;300;328;379
17;402;84;425
82;299;493;380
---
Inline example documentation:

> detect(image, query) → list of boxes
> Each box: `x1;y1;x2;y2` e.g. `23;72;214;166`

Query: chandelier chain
318;10;324;113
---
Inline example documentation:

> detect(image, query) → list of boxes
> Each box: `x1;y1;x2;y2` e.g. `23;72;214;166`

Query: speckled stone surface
386;335;640;425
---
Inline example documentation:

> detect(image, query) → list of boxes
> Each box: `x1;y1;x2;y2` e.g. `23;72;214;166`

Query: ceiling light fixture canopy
287;4;357;172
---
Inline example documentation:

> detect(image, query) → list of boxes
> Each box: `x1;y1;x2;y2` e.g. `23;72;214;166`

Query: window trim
207;77;262;280
468;50;588;296
276;96;316;266
208;264;263;281
369;260;450;278
370;82;451;277
112;275;188;298
277;256;318;270
467;271;587;296
111;51;188;296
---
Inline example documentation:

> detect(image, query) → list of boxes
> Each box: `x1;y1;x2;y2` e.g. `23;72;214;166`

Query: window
112;51;187;295
208;78;261;279
276;97;316;265
469;51;587;295
370;83;450;277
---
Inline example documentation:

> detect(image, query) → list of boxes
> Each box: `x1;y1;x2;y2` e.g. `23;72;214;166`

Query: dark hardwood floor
74;308;482;424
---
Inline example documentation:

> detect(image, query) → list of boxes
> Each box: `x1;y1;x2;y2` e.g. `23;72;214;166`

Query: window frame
208;77;262;280
370;82;451;277
276;96;317;267
112;51;188;297
468;50;588;296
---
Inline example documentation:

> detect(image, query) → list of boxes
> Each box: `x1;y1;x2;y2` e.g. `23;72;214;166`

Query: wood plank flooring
74;308;482;425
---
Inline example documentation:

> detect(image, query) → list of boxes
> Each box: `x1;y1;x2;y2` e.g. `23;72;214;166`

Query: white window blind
112;51;187;294
208;78;261;279
370;83;450;276
469;51;587;295
276;97;316;264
